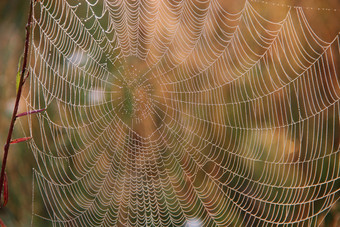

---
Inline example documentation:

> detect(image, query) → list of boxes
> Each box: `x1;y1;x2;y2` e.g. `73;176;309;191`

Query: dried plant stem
0;0;33;201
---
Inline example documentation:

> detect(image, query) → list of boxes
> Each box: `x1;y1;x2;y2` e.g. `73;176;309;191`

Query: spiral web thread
24;0;339;226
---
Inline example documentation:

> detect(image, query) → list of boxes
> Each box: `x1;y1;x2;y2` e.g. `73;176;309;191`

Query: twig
0;0;34;202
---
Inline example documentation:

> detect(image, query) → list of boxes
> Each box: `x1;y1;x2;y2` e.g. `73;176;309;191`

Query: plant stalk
0;0;33;201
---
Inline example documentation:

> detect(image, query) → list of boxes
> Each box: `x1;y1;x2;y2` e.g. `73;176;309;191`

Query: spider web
23;0;340;226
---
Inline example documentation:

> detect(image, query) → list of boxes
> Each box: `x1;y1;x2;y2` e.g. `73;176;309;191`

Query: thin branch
16;108;46;118
0;0;34;202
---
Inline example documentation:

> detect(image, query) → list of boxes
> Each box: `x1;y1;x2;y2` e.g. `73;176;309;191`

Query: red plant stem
0;0;33;200
16;108;46;118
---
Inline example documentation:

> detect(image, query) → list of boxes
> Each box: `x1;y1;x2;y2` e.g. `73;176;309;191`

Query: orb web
23;0;340;226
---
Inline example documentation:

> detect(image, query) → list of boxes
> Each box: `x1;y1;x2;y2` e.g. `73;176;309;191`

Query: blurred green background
0;0;339;226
